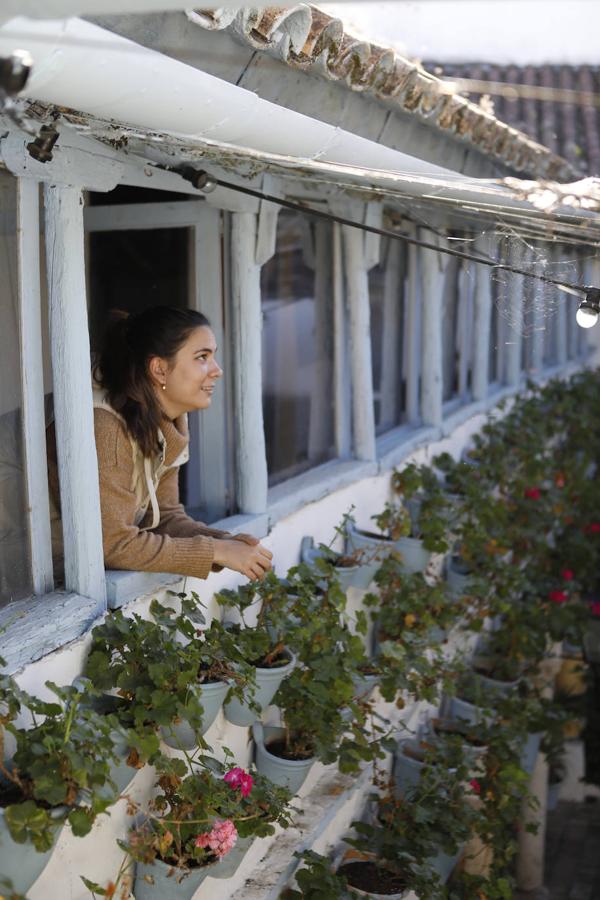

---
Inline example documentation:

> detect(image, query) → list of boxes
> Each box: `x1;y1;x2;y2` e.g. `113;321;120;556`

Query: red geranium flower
470;779;481;794
561;569;574;581
224;766;254;798
548;590;568;605
590;601;600;617
586;523;600;534
524;487;541;500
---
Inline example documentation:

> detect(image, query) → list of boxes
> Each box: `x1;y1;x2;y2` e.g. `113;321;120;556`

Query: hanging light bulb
576;289;600;329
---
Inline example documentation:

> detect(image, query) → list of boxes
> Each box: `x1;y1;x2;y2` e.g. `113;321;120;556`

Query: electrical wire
197;171;590;299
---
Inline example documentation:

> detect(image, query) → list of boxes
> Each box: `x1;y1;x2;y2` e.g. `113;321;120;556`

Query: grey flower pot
429;848;461;883
519;731;542;776
392;739;428;797
439;693;497;730
209;835;254;879
134;857;216;900
469;656;521;699
393;536;431;574
584;618;600;663
0;803;64;894
301;536;379;591
344;522;394;563
252;723;314;795
352;671;380;701
445;558;472;597
224;651;297;727
335;860;416;899
161;680;229;750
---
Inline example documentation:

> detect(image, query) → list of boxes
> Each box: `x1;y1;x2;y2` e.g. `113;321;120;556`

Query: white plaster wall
319;1;600;65
7;403;546;899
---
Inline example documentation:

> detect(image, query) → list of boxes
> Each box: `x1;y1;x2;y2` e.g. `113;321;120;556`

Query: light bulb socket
576;290;600;329
179;167;218;194
0;50;33;97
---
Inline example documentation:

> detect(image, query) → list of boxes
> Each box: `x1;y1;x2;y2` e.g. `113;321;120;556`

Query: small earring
161;383;166;391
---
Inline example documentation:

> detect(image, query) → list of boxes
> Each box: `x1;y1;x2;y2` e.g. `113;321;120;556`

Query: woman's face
152;326;222;419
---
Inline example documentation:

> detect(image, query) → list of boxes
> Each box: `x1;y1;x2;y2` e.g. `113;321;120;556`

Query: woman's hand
212;537;273;581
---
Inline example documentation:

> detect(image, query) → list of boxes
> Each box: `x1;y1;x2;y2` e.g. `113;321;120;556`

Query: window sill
266;458;378;525
105;570;184;610
0;590;102;674
441;398;486;436
377;423;440;470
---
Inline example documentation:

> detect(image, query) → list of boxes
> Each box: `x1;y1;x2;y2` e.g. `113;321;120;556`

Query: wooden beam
404;229;420;425
44;184;106;606
333;223;351;458
230;211;268;514
505;243;524;387
419;229;444;428
472;235;493;401
16;179;54;595
343;223;376;461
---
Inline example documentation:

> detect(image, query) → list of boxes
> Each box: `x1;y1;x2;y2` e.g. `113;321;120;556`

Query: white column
44;184;105;605
17;179;54;595
230;211;268;514
404;232;421;425
419;230;444;428
333;223;351;458
505;244;525;388
343;224;376;461
472;236;493;401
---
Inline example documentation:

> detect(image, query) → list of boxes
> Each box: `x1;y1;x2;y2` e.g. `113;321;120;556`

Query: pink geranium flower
224;766;254;798
590;601;600;617
470;779;481;795
586;523;600;534
524;487;541;500
561;569;574;581
548;590;568;605
195;819;238;858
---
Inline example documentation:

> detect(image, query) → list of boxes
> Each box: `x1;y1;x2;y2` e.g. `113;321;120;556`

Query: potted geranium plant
128;753;293;899
0;678;122;895
252;565;388;793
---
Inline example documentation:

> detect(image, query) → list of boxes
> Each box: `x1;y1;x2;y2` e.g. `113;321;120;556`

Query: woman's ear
148;355;167;388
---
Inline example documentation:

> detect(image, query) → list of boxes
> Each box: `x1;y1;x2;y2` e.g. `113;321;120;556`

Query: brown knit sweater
48;409;231;580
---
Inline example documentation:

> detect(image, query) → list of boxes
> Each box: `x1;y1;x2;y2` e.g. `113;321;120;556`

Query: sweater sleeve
152;466;231;541
95;410;215;579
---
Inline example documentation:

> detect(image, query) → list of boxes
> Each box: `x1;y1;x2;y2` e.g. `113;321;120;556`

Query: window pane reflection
261;212;335;485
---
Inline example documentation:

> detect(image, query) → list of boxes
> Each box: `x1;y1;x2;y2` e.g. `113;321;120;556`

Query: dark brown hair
95;306;211;457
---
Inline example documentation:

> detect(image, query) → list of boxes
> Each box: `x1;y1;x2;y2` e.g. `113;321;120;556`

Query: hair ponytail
95;306;211;458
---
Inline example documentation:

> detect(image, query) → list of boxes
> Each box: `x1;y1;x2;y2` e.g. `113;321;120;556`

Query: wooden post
342;224;376;461
472;235;493;401
405;231;421;425
419;229;444;428
17;179;54;595
505;243;525;388
44;184;105;606
333;223;351;458
230;211;268;514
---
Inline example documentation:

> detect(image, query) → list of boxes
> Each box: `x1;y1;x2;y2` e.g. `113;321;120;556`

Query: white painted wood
457;258;472;400
505;243;524;387
342;224;376;461
379;239;403;430
84;200;207;232
1;129;123;192
16;178;54;595
556;282;568;366
44;184;106;606
363;202;383;271
230;211;268;514
419;233;444;428
472;235;493;401
308;221;334;461
187;204;230;522
404;231;421;425
255;175;280;266
333;223;351;458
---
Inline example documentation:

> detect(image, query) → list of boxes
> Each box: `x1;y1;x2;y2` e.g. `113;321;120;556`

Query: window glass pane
0;174;32;606
369;238;405;434
261;211;335;485
442;257;460;402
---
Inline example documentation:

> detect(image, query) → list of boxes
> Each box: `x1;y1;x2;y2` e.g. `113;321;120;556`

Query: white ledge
267;459;379;525
104;570;184;610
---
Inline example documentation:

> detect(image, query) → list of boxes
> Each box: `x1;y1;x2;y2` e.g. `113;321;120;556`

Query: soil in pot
338;861;408;896
266;738;314;762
